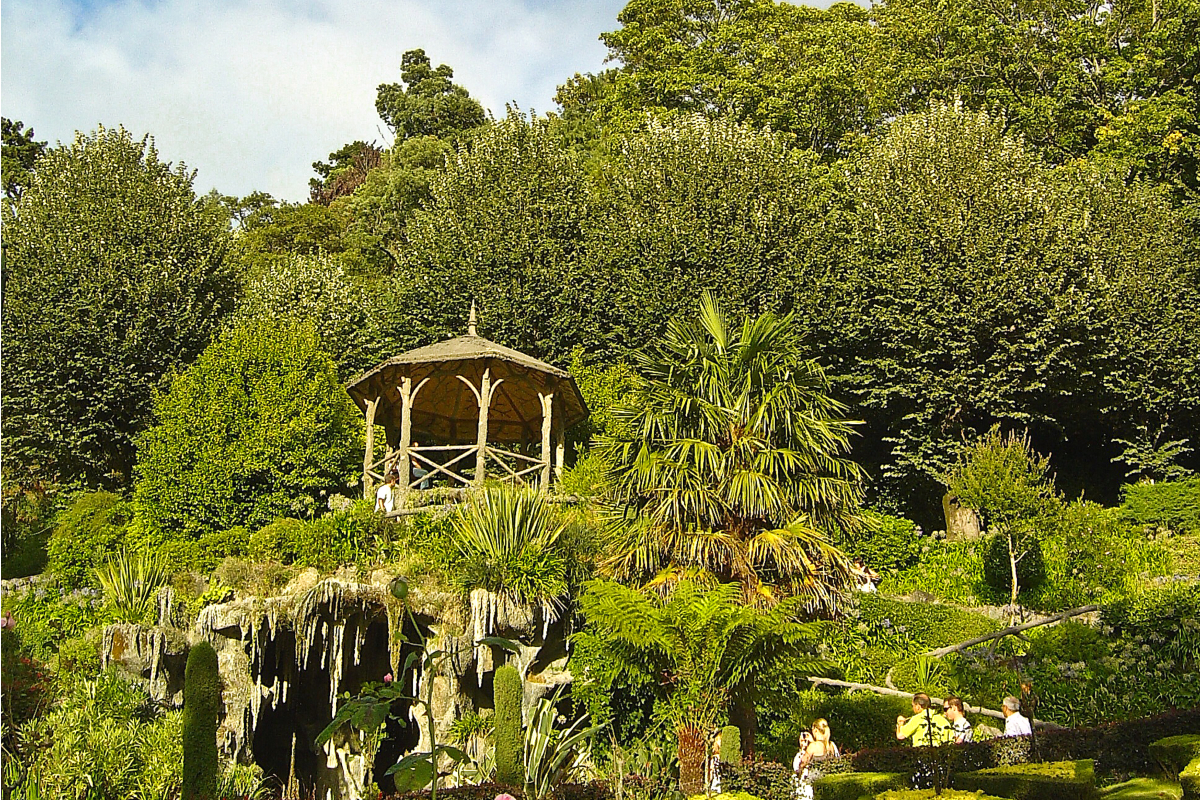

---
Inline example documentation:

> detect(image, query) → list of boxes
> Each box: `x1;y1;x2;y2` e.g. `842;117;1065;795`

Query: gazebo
345;307;589;498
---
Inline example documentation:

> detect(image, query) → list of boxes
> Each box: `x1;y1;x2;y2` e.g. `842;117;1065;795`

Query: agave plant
94;549;169;624
523;685;606;800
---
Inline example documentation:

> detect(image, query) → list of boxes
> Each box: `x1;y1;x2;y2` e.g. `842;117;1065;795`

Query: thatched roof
345;334;589;444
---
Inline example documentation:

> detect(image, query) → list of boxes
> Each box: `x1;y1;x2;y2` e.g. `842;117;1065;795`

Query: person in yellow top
896;693;951;747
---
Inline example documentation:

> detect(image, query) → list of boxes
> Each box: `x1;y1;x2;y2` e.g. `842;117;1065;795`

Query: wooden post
399;377;413;492
539;392;554;490
474;368;491;485
553;394;565;487
362;397;379;496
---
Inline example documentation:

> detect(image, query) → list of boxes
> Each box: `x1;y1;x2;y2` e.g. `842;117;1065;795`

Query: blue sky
2;0;628;200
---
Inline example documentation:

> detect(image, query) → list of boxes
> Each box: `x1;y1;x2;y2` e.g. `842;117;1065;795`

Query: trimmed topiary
812;771;906;800
1182;755;1200;800
1149;734;1200;779
721;725;742;767
182;640;221;800
954;758;1097;800
494;663;523;786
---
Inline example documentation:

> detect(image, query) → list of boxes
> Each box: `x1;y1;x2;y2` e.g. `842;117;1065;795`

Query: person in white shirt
375;471;398;514
1002;696;1032;736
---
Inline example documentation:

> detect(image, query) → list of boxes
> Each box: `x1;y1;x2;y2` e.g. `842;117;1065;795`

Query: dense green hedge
1182;756;1200;800
954;759;1097;800
857;595;999;651
45;492;131;590
812;771;906;800
1150;735;1200;779
1121;477;1200;534
718;758;797;800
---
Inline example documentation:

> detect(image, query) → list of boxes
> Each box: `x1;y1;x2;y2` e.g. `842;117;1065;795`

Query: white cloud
1;0;624;200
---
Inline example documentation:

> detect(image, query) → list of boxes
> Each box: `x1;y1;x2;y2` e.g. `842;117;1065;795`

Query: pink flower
495;794;517;800
383;673;393;683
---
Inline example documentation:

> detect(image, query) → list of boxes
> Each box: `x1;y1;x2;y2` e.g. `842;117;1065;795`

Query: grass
1098;777;1183;800
1162;532;1200;576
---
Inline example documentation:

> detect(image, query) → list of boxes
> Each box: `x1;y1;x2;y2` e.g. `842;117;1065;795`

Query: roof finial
468;301;478;337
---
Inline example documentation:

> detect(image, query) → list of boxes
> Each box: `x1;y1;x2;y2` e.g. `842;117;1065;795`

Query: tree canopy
1;126;238;488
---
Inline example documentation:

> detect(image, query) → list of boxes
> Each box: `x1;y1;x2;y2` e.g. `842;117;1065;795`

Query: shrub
20;669;184;799
5;584;113;662
880;540;987;606
95;548;170;624
982;532;1046;598
495;663;524;786
1121;477;1200;534
1149;735;1200;779
874;792;1008;799
132;317;361;539
721;726;742;766
248;517;310;564
1182;756;1200;800
857;595;999;651
836;511;924;573
953;759;1097;800
760;691;911;760
0;630;54;734
717;758;795;800
812;771;906;800
45;491;131;590
182;641;221;800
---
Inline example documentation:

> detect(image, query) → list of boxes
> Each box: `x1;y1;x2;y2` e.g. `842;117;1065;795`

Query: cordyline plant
599;292;863;611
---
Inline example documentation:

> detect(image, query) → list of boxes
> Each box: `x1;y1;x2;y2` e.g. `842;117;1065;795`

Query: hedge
954;760;1097;800
812;771;906;800
719;758;798;800
874;792;1008;800
1149;735;1200;779
1121;477;1200;534
852;707;1200;783
385;783;612;800
857;594;999;651
1182;756;1200;800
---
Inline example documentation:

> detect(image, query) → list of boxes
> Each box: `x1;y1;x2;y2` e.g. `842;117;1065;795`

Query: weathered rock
101;623;189;706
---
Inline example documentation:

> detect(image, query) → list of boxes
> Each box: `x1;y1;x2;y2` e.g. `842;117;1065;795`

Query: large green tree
1;126;237;487
1;118;46;201
375;49;487;141
132;318;361;539
599;293;862;611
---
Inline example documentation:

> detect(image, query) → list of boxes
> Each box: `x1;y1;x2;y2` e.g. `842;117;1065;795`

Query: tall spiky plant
598;292;863;611
94;548;169;623
576;579;828;792
450;487;573;606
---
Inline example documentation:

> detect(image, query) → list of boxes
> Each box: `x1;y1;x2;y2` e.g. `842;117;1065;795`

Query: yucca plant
94;549;169;623
523;685;606;800
598;292;863;612
451;488;572;605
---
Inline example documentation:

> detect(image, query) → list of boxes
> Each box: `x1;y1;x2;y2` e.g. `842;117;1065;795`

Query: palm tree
576;579;828;794
598;292;864;611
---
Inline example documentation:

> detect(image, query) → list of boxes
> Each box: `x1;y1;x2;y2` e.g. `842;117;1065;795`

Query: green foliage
132;317;361;541
719;726;741;766
375;49;486;141
880;540;987;607
94;549;170;624
836;511;924;573
232;252;412;379
1;117;46;201
1149;735;1200;779
982;533;1046;599
857;595;999;652
568;347;636;443
1;125;237;488
450;488;573;605
812;771;907;800
760;690;911;760
309;140;382;205
523;685;606;799
46;492;131;590
558;451;610;499
182;641;221;800
600;292;863;609
947;427;1056;532
0;476;62;580
493;664;524;786
576;580;826;732
874;792;1008;800
1121;478;1200;534
19;669;184;800
5;584;113;664
244;500;389;571
1182;756;1200;800
953;759;1097;800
